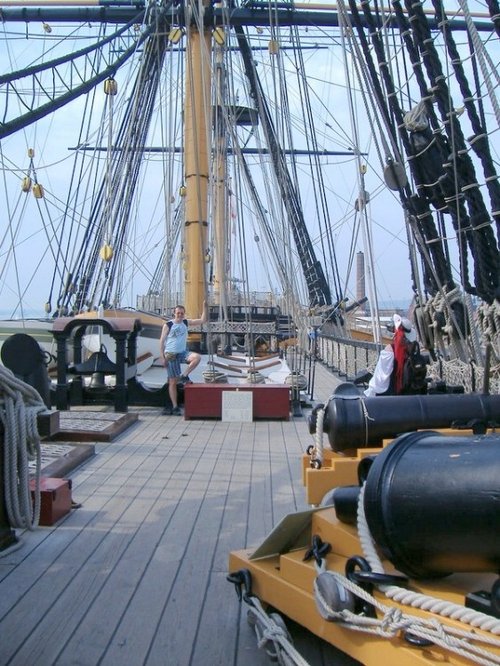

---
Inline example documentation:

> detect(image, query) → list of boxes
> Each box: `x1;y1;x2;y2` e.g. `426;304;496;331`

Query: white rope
246;595;311;666
0;366;46;529
313;555;500;665
202;369;228;383
478;300;500;362
246;371;265;384
311;403;325;467
284;372;307;390
358;395;375;448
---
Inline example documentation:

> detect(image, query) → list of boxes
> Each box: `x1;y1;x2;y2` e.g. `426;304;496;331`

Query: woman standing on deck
160;302;207;415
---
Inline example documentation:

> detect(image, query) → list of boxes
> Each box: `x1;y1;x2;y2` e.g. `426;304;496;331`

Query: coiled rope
0;365;47;529
245;371;265;384
203;369;228;383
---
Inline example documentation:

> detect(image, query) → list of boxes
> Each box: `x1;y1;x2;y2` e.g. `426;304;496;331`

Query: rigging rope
314;560;500;665
459;0;500;129
246;595;311;666
405;0;499;305
350;0;456;298
433;0;500;243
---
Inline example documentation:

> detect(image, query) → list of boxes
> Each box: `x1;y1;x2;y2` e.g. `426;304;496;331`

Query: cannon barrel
1;333;51;408
309;383;500;452
363;431;500;578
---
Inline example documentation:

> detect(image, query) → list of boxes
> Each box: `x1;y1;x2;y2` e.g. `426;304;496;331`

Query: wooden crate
30;477;72;526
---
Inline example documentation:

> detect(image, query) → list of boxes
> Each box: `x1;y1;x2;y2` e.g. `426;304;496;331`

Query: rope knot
257;623;288;648
380;607;405;636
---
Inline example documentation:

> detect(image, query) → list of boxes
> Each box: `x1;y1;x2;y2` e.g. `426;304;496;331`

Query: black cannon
1;333;51;408
331;431;500;584
308;382;500;452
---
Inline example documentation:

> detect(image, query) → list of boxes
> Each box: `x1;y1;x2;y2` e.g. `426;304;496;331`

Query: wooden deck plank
57;418;237;665
144;422;248;665
0;366;349;665
200;423;308;666
61;417;220;665
0;437;164;660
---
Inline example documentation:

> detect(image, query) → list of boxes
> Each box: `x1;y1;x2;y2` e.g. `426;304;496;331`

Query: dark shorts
165;350;189;379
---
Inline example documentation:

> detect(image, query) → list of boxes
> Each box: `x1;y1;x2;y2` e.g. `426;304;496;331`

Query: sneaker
178;375;192;385
171;406;182;416
162;407;172;416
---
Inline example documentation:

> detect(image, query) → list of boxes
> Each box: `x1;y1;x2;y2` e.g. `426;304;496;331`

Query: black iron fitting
345;556;377;618
349;570;409;587
303;535;331;566
404;631;434;648
227;568;253;602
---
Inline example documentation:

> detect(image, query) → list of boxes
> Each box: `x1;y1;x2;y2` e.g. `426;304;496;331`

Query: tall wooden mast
184;1;211;345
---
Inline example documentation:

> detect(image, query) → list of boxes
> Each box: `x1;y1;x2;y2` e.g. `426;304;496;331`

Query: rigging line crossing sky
2;0;498;316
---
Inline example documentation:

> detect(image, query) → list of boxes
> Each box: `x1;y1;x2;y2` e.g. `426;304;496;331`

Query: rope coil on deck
0;365;46;529
202;369;228;383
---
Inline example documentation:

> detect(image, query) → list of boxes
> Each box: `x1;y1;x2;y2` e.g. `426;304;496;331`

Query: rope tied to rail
0;365;46;529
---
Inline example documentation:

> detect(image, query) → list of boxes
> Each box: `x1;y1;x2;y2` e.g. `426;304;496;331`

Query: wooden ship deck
0;365;360;666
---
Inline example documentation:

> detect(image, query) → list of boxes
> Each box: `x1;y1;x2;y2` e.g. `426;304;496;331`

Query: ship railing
195;321;277;335
315;332;500;395
315;334;380;382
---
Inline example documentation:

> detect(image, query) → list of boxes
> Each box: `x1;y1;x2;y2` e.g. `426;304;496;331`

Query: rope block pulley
32;183;44;199
104;78;117;96
100;244;113;262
